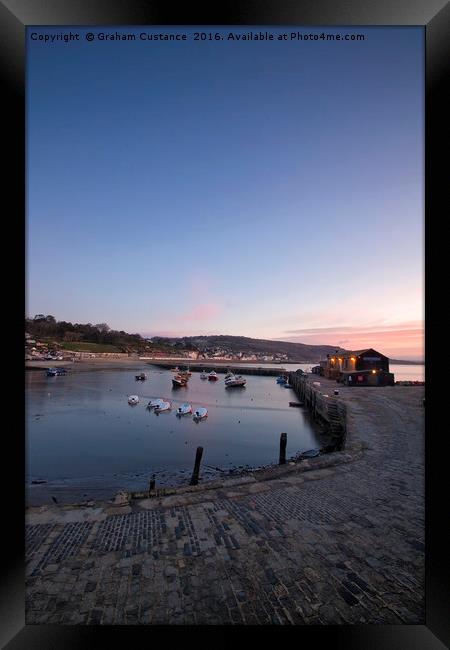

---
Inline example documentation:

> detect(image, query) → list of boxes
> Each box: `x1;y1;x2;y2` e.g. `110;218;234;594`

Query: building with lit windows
323;348;394;385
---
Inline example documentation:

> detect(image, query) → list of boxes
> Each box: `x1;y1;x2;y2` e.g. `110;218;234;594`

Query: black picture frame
3;1;448;647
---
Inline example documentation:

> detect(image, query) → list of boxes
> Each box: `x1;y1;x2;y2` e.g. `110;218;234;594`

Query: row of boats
127;395;208;420
171;368;247;388
208;370;246;387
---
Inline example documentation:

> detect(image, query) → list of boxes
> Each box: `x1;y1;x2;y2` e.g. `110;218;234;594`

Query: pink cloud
279;320;424;359
182;301;221;322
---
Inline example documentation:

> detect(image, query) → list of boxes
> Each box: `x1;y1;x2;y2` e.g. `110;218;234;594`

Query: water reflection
26;366;325;503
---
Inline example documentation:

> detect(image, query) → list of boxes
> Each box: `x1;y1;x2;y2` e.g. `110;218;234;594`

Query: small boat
172;375;188;388
177;403;192;416
200;371;208;380
154;400;171;412
225;375;246;387
178;371;190;380
208;371;218;381
135;373;147;381
147;398;165;409
276;376;287;384
128;395;139;405
193;407;208;420
46;367;68;376
298;449;320;459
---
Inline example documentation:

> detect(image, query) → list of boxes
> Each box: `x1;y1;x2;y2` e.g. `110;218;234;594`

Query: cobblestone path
25;385;424;625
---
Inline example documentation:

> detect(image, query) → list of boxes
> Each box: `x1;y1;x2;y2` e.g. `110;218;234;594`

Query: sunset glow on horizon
27;26;424;361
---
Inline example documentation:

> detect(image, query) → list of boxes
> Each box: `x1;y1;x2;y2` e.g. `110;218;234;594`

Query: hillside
151;334;347;362
26;317;421;363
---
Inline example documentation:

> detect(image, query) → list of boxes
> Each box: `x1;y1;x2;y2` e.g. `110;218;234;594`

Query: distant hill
26;317;422;363
389;359;424;365
152;334;348;362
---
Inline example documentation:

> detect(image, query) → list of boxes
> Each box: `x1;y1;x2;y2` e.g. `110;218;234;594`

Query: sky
27;26;424;360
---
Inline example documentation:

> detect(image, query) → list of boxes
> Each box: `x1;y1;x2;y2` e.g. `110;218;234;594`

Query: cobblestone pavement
25;384;425;625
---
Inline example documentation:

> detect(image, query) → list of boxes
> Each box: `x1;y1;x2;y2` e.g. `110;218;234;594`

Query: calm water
213;362;424;381
26;366;326;504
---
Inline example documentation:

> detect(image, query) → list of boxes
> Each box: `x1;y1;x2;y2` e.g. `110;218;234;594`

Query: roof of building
328;348;388;359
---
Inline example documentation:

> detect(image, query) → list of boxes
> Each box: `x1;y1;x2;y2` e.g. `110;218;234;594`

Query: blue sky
27;26;424;358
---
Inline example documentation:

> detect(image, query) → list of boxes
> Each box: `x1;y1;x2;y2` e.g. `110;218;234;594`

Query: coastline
26;356;424;372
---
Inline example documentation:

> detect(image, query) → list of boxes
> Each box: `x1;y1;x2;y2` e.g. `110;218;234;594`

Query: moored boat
46;367;68;376
147;398;165;409
128;395;139;405
200;371;208;380
177;403;192;416
135;373;147;380
208;371;218;381
225;374;246;387
276;375;287;384
172;375;188;388
298;449;320;460
193;407;208;420
154;400;171;412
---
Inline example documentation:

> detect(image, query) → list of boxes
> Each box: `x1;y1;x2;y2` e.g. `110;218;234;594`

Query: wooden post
279;432;287;465
148;476;155;496
189;446;204;486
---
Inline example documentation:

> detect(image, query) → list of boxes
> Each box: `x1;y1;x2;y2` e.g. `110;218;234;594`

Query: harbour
26;364;330;506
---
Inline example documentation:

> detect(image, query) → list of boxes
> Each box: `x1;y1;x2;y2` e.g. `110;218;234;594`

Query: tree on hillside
95;323;110;332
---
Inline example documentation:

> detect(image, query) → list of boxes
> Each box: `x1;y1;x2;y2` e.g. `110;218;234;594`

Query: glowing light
350;357;356;361
372;369;376;374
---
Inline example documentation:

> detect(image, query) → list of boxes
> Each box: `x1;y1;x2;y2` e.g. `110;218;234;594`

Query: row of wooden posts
148;433;289;493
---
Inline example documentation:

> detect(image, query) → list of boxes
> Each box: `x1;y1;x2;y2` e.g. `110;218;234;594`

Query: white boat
208;371;218;381
177;403;192;416
193;407;208;420
225;375;246;387
200;371;208;380
128;395;139;405
147;398;165;409
154;400;171;412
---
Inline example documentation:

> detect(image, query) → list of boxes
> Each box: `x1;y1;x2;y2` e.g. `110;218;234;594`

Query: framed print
2;0;448;647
